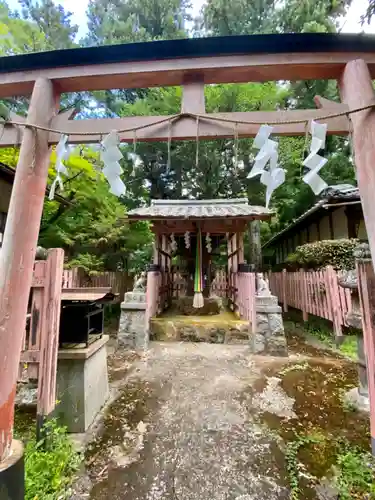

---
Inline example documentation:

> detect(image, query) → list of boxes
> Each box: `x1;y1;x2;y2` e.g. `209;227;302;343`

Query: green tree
361;1;375;25
39;147;153;272
201;0;277;36
0;1;48;55
0;145;153;272
85;0;191;46
119;82;290;202
19;0;78;49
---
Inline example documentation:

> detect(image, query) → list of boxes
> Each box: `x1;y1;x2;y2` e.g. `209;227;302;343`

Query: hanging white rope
170;233;178;253
100;130;126;197
49;134;69;200
184;231;190;249
302;120;328;195
206;232;212;253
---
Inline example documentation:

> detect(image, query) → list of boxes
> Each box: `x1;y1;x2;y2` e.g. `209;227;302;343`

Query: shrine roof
128;199;271;220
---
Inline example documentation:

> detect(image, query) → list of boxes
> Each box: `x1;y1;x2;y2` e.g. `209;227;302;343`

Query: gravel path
87;342;295;500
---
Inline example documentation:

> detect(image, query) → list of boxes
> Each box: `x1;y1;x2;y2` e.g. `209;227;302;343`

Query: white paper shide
100;131;126;197
302;120;328;195
248;125;285;208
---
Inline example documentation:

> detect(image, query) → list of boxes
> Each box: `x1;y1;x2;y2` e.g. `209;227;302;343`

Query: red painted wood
340;60;375;284
0;78;57;461
37;249;64;417
300;269;308;321
145;270;161;327
282;269;288;312
357;261;375;449
269;268;351;331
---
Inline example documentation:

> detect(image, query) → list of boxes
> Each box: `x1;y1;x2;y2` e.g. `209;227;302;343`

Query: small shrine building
128;198;271;314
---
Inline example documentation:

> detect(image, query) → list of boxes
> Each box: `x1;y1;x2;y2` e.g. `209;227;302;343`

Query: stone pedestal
252;295;288;356
55;336;109;433
119;291;148;350
338;245;371;411
0;440;24;500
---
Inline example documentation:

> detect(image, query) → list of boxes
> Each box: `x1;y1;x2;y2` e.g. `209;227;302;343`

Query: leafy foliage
285;432;325;500
361;0;375;25
19;0;78;49
0;0;361;269
286;239;359;271
0;1;48;55
334;444;375;499
85;0;191;46
0;145;153;272
119;83;290;201
24;419;80;500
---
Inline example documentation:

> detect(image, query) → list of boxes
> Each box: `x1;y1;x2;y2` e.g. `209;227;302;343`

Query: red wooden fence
145;270;161;328
236;272;257;333
211;269;228;298
62;268;133;301
357;260;375;451
20;249;64;424
268;266;352;338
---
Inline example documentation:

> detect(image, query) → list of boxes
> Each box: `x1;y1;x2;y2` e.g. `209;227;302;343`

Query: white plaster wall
332;207;348;239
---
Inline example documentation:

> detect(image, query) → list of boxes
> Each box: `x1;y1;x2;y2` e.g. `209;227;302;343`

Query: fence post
326;265;343;342
36;249;64;439
357;260;375;454
282;268;288;312
300;269;308;322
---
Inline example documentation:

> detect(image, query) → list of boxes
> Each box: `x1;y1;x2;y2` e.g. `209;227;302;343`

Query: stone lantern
338;242;371;411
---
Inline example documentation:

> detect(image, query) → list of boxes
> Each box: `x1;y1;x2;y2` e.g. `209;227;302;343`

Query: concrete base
344;387;370;412
119;291;148;350
0;440;24;500
55;336;109;433
251;295;288;356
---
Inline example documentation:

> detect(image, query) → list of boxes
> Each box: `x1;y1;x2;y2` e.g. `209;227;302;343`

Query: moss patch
250;321;372;499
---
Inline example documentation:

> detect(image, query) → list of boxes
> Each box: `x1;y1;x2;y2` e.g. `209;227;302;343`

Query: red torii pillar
0;78;58;493
340;59;375;454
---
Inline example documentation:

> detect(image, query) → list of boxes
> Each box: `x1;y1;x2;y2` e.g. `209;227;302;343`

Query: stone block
250;294;288;357
119;293;148;350
344;387;370;412
265;335;288;356
55;336;109;433
256;313;269;334
252;333;266;353
123;291;146;305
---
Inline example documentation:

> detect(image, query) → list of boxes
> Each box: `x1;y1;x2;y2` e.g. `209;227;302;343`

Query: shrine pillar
0;78;58;495
339;58;375;454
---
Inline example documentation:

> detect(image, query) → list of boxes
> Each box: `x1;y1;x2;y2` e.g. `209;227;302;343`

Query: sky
6;0;375;38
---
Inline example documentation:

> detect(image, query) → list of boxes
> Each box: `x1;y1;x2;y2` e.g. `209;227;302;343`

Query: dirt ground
71;329;371;500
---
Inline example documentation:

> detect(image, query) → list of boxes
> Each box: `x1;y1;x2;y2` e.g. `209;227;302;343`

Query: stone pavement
87;343;294;500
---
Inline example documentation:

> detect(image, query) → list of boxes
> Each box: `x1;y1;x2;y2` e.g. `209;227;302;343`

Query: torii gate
1;32;375;483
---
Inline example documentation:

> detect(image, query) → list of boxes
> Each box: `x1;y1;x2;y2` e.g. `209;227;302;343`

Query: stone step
150;316;250;344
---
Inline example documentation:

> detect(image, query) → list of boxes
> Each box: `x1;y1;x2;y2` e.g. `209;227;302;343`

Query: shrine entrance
3;32;375;487
127;198;269;342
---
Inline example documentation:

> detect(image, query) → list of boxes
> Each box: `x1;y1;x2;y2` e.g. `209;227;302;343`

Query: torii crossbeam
2;32;375;483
